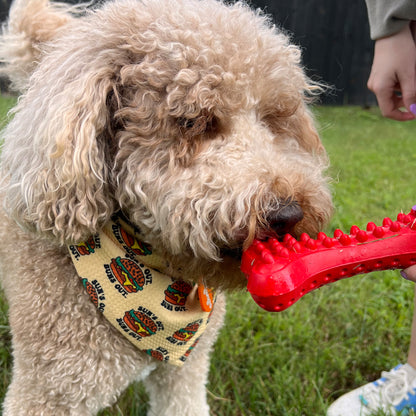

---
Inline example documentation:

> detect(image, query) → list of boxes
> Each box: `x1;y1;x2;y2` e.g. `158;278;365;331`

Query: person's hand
402;265;416;283
367;23;416;121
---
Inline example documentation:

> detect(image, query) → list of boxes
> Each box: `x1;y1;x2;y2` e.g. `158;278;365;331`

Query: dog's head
1;0;332;287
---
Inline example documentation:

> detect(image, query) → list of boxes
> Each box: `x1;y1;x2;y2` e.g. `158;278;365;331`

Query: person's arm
367;23;416;120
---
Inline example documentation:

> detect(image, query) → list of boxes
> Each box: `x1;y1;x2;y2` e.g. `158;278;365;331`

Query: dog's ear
1;65;117;245
294;105;326;156
0;0;78;92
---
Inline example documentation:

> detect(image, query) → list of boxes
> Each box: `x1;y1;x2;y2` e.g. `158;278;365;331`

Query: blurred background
0;0;376;106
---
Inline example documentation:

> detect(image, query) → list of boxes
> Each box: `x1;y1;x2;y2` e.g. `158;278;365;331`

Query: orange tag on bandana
198;282;214;312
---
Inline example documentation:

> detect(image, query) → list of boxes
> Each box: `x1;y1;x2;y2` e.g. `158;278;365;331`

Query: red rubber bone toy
241;206;416;312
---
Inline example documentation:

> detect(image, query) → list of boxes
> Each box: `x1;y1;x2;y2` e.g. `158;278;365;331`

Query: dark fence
0;0;376;105
250;0;376;105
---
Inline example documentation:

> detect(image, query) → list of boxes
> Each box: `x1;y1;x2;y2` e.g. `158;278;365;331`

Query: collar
68;213;215;366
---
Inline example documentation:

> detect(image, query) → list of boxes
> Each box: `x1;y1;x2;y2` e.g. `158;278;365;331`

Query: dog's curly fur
0;0;333;414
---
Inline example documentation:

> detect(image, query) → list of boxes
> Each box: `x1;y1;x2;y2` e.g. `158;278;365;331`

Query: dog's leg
144;293;226;416
3;337;157;416
2;308;157;416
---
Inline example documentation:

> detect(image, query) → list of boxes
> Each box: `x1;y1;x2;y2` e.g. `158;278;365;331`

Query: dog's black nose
267;202;304;236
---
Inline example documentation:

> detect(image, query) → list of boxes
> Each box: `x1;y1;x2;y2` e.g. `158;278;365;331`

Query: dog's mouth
218;201;306;261
219;230;296;261
220;246;244;261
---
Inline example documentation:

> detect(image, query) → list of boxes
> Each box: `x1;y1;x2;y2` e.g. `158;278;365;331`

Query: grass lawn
1;99;416;415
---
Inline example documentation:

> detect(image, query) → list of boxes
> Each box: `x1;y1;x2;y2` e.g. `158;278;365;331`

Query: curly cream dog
0;0;333;414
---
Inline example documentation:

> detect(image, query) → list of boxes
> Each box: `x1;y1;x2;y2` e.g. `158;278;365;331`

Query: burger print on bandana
180;338;200;363
69;235;101;260
111;219;152;258
161;280;193;312
82;278;99;307
82;278;106;313
104;256;153;298
110;257;145;293
118;306;164;341
167;319;202;346
146;347;170;363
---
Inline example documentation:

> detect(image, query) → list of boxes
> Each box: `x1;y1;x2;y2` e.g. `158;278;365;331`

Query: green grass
1;101;416;415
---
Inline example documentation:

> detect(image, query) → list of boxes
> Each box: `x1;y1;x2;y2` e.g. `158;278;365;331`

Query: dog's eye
177;111;219;138
178;117;198;130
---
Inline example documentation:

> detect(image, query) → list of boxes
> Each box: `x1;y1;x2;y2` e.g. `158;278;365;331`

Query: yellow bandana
68;213;215;366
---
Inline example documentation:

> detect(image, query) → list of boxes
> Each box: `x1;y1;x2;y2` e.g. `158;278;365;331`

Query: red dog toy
241;206;416;312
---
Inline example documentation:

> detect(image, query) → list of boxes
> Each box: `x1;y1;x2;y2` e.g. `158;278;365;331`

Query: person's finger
376;89;415;121
401;265;416;283
398;71;416;116
367;74;411;120
369;85;415;121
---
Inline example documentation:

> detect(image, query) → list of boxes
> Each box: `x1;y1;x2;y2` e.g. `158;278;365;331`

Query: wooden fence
0;0;376;105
